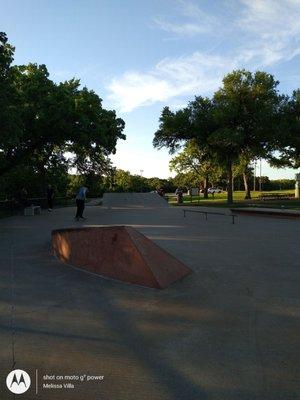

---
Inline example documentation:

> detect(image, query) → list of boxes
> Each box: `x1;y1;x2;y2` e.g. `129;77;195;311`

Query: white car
208;187;223;194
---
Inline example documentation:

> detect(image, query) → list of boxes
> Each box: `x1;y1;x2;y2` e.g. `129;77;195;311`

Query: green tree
154;70;283;204
114;170;133;192
269;89;300;169
0;32;23;165
169;140;222;198
172;172;199;189
0;34;126;182
211;70;282;202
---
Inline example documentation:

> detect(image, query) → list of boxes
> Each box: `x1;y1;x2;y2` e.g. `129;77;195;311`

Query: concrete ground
0;194;299;400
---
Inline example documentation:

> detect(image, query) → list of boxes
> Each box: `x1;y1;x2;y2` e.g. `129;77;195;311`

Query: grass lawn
167;190;300;210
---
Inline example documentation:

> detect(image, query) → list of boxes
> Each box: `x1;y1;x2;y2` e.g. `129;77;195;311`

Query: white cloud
153;17;209;36
107;0;300;113
110;145;173;178
238;0;300;66
107;52;237;112
109;73;172;112
152;0;217;37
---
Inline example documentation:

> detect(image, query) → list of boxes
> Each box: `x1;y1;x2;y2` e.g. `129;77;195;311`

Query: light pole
140;170;144;193
259;158;262;192
253;160;257;191
295;173;300;198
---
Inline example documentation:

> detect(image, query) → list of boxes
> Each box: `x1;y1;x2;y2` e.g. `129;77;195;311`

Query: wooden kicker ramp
52;226;191;289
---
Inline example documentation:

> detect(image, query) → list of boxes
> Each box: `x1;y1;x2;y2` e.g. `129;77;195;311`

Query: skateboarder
75;186;88;220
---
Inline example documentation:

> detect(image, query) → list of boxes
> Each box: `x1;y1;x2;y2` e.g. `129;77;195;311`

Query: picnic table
24;205;42;216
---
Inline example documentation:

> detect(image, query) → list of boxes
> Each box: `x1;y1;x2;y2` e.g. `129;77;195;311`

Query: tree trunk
41;167;47;196
243;172;251;199
227;161;233;204
203;175;209;199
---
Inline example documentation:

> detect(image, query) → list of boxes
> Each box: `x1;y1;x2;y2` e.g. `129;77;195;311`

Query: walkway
0;195;299;399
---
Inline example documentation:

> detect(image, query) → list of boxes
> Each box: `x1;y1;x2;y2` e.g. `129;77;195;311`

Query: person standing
75;186;88;220
20;187;28;208
47;184;54;212
156;187;165;197
175;187;183;204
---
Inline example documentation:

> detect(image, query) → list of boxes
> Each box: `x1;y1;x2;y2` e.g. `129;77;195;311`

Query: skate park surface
0;193;299;399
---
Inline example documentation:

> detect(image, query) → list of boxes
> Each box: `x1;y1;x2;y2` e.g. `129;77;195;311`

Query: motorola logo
6;369;31;394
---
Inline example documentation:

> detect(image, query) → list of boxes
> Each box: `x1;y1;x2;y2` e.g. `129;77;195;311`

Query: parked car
208;187;223;194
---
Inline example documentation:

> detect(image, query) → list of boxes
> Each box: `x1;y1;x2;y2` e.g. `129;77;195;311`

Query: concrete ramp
52;226;191;289
103;192;169;208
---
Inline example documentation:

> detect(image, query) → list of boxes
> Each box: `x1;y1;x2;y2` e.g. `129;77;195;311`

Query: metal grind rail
183;209;237;224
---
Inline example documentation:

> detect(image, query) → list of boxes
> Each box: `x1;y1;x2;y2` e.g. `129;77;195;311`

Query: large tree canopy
154;69;293;203
269;89;300;169
0;33;125;179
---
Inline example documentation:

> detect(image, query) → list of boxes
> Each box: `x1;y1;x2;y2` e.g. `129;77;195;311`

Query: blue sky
1;0;300;179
